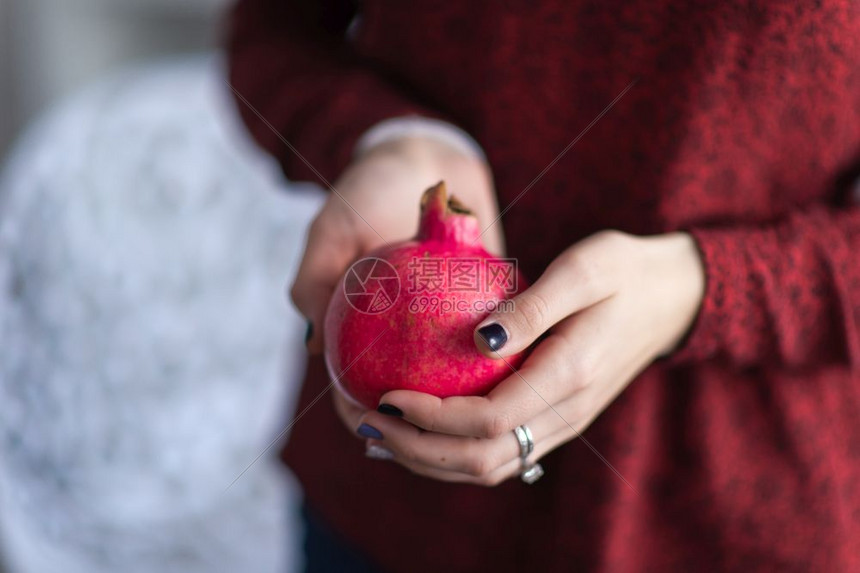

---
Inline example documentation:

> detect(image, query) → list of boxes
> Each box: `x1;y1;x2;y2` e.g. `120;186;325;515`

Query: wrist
357;135;493;194
651;232;706;356
345;118;501;254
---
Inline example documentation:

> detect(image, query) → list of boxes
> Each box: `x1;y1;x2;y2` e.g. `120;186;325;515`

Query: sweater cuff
668;226;769;366
354;116;486;161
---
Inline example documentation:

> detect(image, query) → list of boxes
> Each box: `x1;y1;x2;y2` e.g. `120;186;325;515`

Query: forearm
227;0;446;182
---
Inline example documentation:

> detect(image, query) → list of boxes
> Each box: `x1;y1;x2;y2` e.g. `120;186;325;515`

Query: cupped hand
350;230;705;486
290;137;503;354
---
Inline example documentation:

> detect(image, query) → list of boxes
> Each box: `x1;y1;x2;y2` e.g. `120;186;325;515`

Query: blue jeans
301;503;384;573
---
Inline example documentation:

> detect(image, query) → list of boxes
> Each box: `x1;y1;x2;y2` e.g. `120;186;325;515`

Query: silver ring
512;425;544;484
513;425;535;458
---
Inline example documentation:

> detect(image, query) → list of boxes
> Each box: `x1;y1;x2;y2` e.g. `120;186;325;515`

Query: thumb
290;214;361;354
472;254;609;358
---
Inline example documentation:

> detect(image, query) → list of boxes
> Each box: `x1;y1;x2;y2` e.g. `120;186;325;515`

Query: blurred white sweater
0;56;322;572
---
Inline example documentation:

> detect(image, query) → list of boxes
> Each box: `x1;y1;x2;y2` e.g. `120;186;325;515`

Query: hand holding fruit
323;182;527;409
341;229;705;485
292;135;706;486
290;137;503;355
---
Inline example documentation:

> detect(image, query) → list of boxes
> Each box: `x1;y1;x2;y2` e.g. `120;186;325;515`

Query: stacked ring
513;425;544;484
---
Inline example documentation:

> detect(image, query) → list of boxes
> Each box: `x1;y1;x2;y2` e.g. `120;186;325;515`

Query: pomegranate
324;181;526;410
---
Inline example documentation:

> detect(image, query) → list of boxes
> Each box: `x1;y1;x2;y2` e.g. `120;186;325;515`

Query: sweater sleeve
671;201;860;370
226;0;446;183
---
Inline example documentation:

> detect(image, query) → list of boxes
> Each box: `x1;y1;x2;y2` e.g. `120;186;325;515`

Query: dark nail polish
377;403;403;417
357;423;383;440
477;323;507;352
305;322;313;344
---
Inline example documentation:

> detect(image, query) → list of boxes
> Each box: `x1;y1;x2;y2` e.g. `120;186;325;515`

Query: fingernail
377;403;403;417
357;423;383;440
304;322;313;344
365;444;394;461
477;323;507;352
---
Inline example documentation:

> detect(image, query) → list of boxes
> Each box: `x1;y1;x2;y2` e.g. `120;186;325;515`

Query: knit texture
229;1;860;571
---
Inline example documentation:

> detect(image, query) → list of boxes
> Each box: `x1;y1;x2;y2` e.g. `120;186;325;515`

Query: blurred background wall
0;2;316;571
0;0;231;161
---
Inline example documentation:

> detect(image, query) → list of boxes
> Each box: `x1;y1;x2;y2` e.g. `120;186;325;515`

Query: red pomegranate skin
324;182;527;410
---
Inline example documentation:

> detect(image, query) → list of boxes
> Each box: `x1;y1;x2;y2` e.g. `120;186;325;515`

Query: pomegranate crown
417;181;482;245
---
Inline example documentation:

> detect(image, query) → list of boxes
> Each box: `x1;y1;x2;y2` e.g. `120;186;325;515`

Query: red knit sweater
228;1;860;571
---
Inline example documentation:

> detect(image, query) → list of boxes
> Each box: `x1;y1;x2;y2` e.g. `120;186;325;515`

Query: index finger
378;331;582;438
